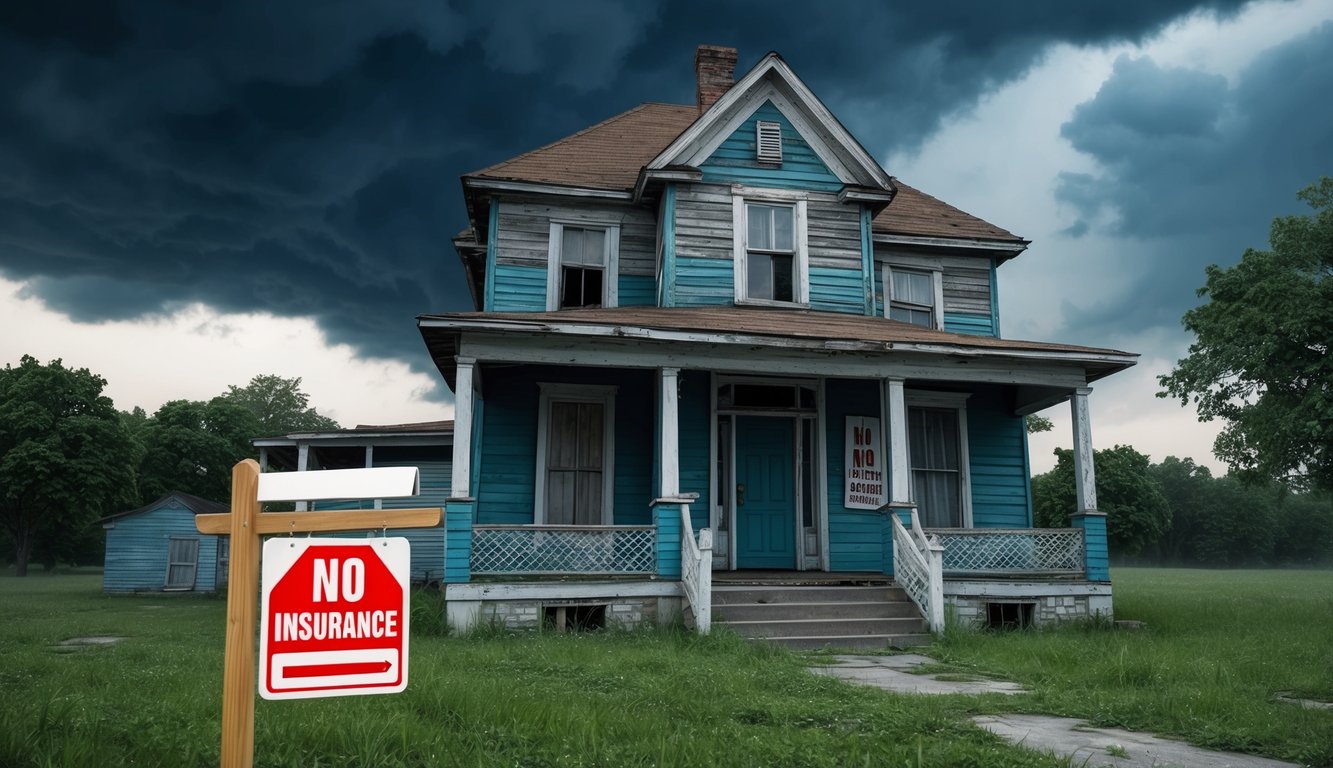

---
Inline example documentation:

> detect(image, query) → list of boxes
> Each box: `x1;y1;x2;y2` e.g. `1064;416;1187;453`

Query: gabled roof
463;104;1023;246
646;52;893;191
100;491;226;524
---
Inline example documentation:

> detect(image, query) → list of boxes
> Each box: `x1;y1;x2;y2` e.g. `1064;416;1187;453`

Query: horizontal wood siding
875;249;995;333
618;274;656;307
492;197;656;310
944;312;996;336
966;392;1032;529
103;503;221;593
492;264;547;312
824;378;886;572
477;366;654;526
377;446;451;583
679;371;711;531
806;195;862;271
809;267;865;314
700;101;842;192
674;185;733;262
674;256;735;306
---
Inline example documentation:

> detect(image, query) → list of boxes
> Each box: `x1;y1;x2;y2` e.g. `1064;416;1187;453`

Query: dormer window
547;222;620;310
755;120;782;164
732;190;809;306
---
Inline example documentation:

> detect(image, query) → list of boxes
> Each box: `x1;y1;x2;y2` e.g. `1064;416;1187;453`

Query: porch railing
927;528;1085;577
678;504;713;633
470;525;656;576
890;510;945;633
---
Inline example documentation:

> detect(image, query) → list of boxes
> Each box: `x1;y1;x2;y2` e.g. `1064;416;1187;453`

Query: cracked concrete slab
809;654;1027;695
973;714;1298;768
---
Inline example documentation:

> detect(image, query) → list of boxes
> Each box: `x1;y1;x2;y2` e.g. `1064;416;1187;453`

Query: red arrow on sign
285;660;392;678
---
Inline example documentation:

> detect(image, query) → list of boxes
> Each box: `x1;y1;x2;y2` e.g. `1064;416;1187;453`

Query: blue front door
735;416;796;569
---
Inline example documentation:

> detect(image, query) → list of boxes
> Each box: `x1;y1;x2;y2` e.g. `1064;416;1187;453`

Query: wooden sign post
195;459;442;768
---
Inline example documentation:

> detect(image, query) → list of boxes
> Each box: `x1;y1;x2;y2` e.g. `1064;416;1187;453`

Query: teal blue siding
619;274;656;307
944;312;996;336
492;264;547;312
103;501;222;593
678;371;711;531
476;366;655;526
484;197;499;311
661;184;676;306
654;502;682;579
967;392;1032;529
824;378;886;572
674;256;734;306
444;500;474;583
1073;513;1109;581
809;267;866;314
700;101;842;191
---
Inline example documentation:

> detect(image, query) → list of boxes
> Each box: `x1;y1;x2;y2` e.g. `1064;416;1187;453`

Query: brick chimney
695;45;737;113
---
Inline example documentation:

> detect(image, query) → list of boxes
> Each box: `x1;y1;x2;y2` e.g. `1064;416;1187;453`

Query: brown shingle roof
468;103;698;190
875;181;1023;243
425;306;1130;357
466;103;1024;245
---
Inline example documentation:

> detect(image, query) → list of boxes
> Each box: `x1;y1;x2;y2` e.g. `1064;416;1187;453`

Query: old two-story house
418;46;1136;646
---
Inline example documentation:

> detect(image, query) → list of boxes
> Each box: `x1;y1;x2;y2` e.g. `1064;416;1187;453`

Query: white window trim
534;383;618;525
546;221;620;311
883;265;944;330
904;390;972;528
732;192;809;306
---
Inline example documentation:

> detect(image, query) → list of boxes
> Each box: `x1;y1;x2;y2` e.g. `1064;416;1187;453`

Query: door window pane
908;407;962;527
546;401;605;525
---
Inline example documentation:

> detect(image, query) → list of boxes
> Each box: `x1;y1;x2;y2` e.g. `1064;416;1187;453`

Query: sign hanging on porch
844;416;886;510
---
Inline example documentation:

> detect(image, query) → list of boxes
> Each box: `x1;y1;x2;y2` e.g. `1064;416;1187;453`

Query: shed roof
100;491;226;524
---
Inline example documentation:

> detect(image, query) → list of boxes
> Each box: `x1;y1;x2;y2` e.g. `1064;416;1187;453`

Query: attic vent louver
756;120;782;164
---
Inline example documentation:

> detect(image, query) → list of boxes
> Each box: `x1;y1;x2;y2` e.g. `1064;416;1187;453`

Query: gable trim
647;54;892;191
689;89;853;184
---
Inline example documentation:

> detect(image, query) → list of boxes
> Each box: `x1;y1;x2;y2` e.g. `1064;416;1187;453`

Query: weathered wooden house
417;46;1136;645
102;492;229;593
253;420;453;584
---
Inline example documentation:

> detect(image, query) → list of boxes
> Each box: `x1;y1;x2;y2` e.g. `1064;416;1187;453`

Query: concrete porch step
712;584;910;605
713;600;923;622
762;633;933;651
710;581;933;651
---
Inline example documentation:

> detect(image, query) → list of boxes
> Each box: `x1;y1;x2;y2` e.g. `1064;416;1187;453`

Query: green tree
134;398;260;504
221;375;339;437
0;356;139;575
1025;414;1054;434
1033;445;1171;557
1149;456;1214;563
1159;177;1333;491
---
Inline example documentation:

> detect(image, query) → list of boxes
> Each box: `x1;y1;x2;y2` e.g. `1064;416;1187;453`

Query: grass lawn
0;568;1329;767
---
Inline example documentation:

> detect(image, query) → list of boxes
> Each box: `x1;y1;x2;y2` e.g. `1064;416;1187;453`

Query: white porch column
885;377;911;506
658;367;680;498
451;357;475;499
1070;387;1097;513
295;443;309;511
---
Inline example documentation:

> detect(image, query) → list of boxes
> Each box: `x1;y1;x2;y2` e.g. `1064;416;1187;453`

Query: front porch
423;308;1126;635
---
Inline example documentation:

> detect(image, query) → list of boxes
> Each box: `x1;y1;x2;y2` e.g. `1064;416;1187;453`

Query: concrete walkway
810;655;1298;768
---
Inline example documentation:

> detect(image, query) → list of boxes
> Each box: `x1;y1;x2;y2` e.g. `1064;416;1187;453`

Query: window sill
735;298;811;310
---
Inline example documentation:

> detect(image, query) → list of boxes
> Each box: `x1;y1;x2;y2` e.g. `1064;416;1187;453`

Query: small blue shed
101;492;229;593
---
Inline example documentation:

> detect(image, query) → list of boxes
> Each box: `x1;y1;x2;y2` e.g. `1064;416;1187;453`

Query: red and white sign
259;537;410;700
845;415;886;510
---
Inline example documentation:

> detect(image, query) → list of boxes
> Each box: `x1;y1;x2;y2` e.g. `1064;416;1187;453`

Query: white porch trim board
658;367;680;497
450;357;475;499
1070;387;1098;513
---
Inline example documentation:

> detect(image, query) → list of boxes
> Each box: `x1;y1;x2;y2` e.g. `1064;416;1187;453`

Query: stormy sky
2;0;1329;471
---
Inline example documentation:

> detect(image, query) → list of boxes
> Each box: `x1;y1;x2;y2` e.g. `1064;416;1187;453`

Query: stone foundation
943;581;1112;628
443;581;683;632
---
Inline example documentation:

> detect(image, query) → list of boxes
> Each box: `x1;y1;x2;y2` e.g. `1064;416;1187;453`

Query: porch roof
418;306;1137;393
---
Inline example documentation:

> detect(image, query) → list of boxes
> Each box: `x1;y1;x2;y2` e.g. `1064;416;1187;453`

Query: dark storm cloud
1055;21;1333;339
0;0;1252;392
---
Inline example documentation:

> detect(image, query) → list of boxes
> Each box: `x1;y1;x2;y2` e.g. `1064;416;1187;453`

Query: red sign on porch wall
845;416;886;510
258;538;410;700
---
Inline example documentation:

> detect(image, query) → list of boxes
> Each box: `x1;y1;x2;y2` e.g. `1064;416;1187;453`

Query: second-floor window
733;193;808;305
884;266;942;329
547;222;619;310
